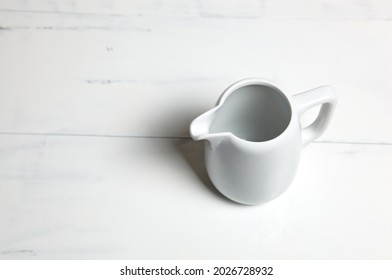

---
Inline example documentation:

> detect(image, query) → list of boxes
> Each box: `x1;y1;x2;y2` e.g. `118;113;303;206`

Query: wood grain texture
1;135;392;259
1;11;391;142
1;0;392;19
1;0;392;260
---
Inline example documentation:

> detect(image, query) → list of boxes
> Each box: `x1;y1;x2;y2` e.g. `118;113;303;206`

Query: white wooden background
0;0;392;259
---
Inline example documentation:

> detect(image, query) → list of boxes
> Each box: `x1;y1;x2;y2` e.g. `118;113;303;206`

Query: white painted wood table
1;1;392;259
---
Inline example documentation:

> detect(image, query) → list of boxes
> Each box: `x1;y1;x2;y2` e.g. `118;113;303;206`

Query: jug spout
189;108;216;141
190;108;227;150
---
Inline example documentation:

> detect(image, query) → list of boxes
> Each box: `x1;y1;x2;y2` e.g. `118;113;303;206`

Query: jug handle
293;85;337;147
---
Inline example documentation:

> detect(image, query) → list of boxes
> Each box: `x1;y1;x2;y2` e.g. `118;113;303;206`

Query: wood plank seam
0;131;391;146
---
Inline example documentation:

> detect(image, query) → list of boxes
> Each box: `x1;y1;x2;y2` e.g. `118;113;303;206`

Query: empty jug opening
210;84;292;142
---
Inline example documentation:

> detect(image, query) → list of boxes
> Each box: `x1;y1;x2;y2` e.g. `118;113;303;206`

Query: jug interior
210;85;291;142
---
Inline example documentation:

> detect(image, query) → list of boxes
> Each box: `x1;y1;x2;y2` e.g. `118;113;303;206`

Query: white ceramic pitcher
190;78;337;205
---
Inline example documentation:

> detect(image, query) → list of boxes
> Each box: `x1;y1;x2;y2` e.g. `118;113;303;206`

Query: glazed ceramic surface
190;78;337;204
3;0;392;260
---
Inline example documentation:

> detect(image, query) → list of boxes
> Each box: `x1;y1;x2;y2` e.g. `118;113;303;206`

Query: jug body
190;78;337;205
204;120;302;205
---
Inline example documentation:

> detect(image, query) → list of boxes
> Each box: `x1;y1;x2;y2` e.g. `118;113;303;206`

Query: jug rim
212;78;295;146
217;78;291;105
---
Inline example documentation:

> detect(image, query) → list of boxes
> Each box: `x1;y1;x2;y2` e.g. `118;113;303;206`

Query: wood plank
1;12;392;142
1;0;391;20
1;134;392;259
